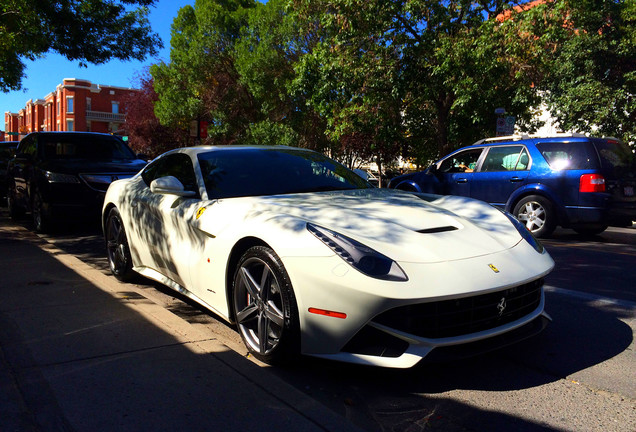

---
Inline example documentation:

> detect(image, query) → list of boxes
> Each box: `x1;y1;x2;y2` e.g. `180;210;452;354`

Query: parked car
7;132;147;232
103;145;554;368
389;135;636;237
0;141;18;203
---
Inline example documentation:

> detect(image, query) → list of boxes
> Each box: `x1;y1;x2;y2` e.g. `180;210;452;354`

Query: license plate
625;186;634;197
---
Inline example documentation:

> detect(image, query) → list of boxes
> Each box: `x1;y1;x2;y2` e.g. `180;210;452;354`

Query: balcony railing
85;110;126;122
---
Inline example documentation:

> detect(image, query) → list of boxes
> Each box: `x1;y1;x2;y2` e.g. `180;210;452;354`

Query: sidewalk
0;217;361;431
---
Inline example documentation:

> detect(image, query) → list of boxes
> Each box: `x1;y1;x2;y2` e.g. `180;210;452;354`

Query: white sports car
103;146;554;368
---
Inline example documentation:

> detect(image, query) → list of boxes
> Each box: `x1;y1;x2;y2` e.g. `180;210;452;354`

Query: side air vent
417;226;458;234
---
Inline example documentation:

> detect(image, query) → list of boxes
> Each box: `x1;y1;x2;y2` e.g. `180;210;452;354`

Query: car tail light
580;174;605;193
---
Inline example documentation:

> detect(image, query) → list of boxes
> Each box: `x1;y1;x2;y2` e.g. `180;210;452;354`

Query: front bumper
282;238;554;368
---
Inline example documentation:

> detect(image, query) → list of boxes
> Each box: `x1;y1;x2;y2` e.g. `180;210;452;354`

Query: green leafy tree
527;0;636;146
0;0;162;92
233;0;329;149
290;0;544;173
151;0;258;144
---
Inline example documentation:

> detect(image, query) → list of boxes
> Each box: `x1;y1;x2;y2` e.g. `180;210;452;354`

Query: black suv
7;132;147;231
0;141;18;202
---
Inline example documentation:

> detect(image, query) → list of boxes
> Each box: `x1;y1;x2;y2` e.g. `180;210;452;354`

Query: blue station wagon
388;135;636;237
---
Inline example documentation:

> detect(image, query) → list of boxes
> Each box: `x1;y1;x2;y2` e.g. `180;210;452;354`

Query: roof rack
472;132;588;146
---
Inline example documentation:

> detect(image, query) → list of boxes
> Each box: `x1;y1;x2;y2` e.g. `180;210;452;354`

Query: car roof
166;145;313;157
470;134;619;147
23;131;121;139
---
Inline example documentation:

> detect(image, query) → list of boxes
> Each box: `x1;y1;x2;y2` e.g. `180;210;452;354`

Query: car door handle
456;178;468;183
509;177;523;182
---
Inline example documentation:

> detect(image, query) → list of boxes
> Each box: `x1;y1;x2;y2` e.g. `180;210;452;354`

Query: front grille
373;279;544;339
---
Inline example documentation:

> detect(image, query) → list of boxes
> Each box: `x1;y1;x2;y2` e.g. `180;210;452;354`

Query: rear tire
232;246;300;365
513;195;556;238
573;224;607;236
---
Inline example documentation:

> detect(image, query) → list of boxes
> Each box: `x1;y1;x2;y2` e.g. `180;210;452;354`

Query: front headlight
307;223;408;281
503;211;545;254
44;171;81;184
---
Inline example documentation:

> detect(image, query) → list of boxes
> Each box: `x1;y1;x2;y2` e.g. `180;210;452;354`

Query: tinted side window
39;134;135;161
481;146;529;172
18;136;37;157
142;153;198;194
536;141;599;170
439;149;483;173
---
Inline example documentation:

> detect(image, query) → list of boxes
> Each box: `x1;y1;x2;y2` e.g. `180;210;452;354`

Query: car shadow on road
270;290;633;430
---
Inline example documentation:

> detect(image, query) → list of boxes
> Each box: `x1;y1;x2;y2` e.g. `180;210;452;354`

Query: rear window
40;134;136;161
594;139;633;170
536;141;598;170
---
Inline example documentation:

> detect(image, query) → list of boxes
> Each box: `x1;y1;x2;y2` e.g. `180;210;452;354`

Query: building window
86;121;91;132
57;100;60;116
86;97;92;111
112;101;119;114
66;97;74;113
66;120;74;131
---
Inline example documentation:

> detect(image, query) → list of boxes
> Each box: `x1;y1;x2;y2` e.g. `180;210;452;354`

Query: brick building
3;78;139;142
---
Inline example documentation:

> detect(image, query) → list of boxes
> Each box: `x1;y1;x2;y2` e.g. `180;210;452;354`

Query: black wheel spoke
240;267;261;300
236;304;258;324
265;303;284;328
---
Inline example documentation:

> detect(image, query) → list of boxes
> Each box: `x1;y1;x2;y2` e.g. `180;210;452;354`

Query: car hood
41;159;147;175
207;188;524;263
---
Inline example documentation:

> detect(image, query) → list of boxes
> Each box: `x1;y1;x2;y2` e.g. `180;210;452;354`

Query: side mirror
150;176;196;197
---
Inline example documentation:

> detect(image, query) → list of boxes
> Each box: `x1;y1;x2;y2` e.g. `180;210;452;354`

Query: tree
290;0;545;171
232;0;329;150
528;0;636;146
121;71;189;158
151;0;258;145
0;0;162;92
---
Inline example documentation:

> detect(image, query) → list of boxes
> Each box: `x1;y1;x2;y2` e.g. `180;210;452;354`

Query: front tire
7;189;25;220
32;190;52;233
105;207;136;282
513;195;556;238
232;246;300;364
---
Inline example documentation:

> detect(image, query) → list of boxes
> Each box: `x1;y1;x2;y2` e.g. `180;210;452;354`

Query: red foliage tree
122;71;190;158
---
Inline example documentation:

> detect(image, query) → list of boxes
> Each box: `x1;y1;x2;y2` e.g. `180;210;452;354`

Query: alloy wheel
234;256;286;356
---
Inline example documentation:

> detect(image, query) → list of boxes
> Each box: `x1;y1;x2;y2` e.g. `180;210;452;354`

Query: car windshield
40;135;136;161
197;148;372;199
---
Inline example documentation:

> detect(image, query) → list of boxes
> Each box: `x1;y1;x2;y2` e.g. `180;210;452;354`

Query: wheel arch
393;180;422;192
102;202;117;234
506;184;568;226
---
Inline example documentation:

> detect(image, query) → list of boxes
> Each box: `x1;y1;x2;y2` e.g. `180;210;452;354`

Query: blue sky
1;0;194;117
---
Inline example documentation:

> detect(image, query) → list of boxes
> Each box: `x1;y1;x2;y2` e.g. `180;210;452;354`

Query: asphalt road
4;209;636;432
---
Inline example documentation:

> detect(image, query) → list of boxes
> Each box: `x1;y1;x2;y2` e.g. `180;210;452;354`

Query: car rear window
593;139;633;170
536;141;599;170
40;134;136;161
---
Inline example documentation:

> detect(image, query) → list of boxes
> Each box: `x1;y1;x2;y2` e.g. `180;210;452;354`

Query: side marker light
308;307;347;319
